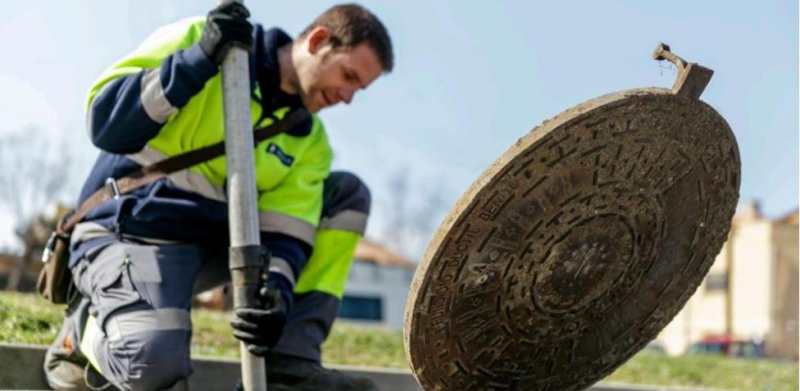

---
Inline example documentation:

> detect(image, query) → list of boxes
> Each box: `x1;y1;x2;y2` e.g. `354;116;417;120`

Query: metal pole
217;1;267;390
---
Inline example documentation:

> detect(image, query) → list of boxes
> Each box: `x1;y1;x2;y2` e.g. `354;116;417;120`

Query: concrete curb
0;343;732;391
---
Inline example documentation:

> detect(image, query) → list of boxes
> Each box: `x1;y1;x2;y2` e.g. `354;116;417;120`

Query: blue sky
0;1;797;256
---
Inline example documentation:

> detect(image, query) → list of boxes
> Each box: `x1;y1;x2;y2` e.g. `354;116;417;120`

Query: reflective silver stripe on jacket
259;211;316;247
140;68;177;124
71;222;181;247
105;308;191;342
71;222;114;245
128;146;227;202
318;210;368;235
269;257;296;287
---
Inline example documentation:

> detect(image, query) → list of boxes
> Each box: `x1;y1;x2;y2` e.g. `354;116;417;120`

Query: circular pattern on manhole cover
404;88;740;391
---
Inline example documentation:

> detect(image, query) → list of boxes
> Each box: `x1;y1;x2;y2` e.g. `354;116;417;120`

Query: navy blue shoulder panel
88;74;162;154
88;43;217;154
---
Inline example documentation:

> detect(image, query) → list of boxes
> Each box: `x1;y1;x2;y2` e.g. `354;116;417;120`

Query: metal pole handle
217;1;267;390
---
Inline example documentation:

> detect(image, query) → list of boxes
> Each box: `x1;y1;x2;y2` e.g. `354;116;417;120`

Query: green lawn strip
321;323;407;368
1;293;797;390
190;308;239;358
607;351;798;391
192;302;408;367
0;292;63;345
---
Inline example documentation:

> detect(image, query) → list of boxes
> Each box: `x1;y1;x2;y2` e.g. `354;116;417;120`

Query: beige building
655;202;799;359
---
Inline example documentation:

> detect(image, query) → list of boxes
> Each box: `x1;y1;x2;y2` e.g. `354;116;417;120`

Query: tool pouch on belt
36;214;74;304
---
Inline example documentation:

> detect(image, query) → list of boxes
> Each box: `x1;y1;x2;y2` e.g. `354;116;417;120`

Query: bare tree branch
0;127;74;290
380;168;449;260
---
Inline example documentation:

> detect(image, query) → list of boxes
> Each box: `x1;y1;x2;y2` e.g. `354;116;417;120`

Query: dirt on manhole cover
404;86;740;391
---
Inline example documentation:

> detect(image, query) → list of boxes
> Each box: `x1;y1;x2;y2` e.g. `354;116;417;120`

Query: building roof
732;202;799;225
777;209;799;225
354;239;416;269
733;201;763;223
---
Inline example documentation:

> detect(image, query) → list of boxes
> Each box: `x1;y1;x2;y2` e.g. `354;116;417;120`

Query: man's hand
199;2;253;66
230;280;288;356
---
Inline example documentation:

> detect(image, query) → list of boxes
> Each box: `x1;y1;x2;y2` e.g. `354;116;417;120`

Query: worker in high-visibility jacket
43;3;393;391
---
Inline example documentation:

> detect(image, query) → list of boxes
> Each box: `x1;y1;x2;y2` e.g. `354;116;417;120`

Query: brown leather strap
60;108;310;234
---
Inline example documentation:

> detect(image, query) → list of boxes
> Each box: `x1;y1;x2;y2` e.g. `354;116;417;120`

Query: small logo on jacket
266;143;295;167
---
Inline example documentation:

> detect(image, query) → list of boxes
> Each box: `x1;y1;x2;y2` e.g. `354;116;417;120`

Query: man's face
294;28;384;113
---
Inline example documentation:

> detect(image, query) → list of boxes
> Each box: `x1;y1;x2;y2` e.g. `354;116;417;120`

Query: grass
606;351;797;390
191;306;408;368
1;292;797;390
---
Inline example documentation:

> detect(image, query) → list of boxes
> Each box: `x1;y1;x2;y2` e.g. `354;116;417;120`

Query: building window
339;295;383;321
706;274;728;292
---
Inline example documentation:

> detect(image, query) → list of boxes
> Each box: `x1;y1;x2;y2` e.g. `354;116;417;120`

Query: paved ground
0;343;729;391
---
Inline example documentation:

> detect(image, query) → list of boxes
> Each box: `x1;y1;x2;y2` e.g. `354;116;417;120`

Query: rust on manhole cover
404;45;740;391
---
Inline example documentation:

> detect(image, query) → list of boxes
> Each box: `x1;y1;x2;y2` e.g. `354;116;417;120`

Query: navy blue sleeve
160;43;219;108
260;232;312;312
87;74;161;154
268;274;295;313
88;43;217;154
261;232;311;277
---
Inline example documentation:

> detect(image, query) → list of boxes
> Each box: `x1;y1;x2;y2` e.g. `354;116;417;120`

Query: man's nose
339;88;355;104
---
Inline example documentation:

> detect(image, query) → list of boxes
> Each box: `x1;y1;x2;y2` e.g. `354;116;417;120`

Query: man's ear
306;26;332;55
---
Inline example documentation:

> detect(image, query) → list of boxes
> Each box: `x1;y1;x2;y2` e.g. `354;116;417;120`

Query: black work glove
199;2;254;65
230;279;288;356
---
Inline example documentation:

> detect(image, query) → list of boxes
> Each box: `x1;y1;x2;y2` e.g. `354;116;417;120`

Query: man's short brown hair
300;4;394;72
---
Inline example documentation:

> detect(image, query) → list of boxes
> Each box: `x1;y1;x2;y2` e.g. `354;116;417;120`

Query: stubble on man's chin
294;80;318;113
300;88;322;113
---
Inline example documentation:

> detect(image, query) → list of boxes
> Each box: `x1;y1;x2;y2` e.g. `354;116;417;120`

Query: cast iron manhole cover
404;45;740;391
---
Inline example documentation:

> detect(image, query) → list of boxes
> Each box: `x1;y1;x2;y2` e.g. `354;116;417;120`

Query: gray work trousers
52;171;370;391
